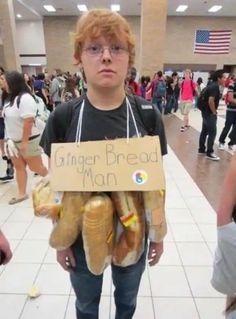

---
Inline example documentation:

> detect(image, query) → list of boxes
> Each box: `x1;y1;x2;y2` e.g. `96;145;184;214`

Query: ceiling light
111;4;120;12
77;5;88;12
16;14;22;18
176;5;188;12
43;5;56;12
208;5;222;12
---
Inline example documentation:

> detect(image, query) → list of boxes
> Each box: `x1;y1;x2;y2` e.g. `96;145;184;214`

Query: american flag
194;30;232;54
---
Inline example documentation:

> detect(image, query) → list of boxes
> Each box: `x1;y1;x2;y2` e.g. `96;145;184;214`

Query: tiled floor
0;105;231;319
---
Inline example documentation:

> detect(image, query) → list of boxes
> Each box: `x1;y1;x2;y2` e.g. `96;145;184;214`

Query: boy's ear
73;54;81;65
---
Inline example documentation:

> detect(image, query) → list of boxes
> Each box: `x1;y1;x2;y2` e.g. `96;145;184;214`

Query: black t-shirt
204;82;220;114
40;95;167;157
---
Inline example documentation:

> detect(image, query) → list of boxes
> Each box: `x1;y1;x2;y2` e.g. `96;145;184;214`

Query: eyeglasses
83;44;128;58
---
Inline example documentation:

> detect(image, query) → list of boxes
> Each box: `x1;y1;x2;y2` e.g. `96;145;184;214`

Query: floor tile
153;297;200;319
102;267;112;296
12;240;48;263
184;197;213;211
177;243;213;266
197;224;217;242
34;264;71;295
1;221;32;240
43;247;57;264
190;208;216;224
0;205;15;221
23;219;52;240
195;298;226;319
0;264;41;293
170;224;204;242
20;295;69;319
110;297;155;319
0;294;27;319
8;207;35;223
185;266;225;298
149;266;191;297
158;243;182;266
166;208;195;224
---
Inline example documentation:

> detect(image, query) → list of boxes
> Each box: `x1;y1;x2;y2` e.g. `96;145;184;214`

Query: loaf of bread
49;192;91;251
143;190;167;243
32;180;62;221
82;194;114;275
112;191;145;267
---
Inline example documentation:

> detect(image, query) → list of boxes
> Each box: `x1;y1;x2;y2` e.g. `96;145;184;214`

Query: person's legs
26;156;48;176
198;113;208;153
156;98;163;114
206;114;217;155
112;248;147;319
70;238;103;319
228;113;236;147
10;155;27;197
219;111;234;145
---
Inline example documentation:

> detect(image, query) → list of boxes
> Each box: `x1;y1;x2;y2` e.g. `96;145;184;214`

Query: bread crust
82;194;114;275
112;191;145;267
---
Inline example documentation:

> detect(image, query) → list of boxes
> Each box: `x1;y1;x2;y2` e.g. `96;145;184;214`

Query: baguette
143;190;167;243
49;192;91;250
112;191;145;267
32;180;61;221
82;194;114;275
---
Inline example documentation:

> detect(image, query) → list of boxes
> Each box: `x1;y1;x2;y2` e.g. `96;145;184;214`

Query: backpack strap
53;94;85;142
129;95;156;136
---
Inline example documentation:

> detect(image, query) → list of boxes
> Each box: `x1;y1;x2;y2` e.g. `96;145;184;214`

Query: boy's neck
86;86;126;110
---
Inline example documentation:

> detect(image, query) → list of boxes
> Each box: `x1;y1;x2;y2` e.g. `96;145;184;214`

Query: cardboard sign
50;136;165;192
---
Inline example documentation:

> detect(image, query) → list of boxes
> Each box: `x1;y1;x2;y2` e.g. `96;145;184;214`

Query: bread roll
143;190;167;243
49;192;91;251
112;191;145;267
32;181;62;221
82;194;114;275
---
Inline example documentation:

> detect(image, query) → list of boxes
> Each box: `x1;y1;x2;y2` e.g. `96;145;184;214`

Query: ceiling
13;0;236;20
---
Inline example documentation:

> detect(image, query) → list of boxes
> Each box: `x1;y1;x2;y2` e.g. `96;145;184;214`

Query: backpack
154;80;166;98
52;94;156;143
196;87;208;111
57;77;66;97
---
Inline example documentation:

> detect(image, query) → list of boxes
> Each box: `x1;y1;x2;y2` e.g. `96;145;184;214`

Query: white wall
15;20;46;66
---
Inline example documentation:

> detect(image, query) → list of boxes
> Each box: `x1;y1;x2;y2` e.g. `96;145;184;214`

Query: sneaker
218;143;225;150
2;155;8;161
206;153;220;161
180;126;185;132
198;151;206;155
228;145;235;151
0;175;14;183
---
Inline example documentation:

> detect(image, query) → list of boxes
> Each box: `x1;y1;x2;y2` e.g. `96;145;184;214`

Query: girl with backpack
2;71;48;204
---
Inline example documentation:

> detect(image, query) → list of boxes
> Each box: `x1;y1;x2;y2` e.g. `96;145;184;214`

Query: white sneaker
218;143;225;150
206;153;220;161
228;145;235;152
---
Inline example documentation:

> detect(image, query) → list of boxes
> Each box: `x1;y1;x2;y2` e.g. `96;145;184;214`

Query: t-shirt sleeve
19;94;37;118
207;84;218;98
40;112;57;157
153;106;168;156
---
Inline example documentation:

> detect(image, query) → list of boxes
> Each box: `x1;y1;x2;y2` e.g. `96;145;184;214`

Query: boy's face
80;36;129;90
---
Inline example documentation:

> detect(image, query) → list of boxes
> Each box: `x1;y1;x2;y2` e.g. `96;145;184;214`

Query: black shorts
0;118;5;140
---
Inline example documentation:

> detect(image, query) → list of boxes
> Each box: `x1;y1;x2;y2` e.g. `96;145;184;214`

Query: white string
126;98;130;143
125;97;140;142
75;100;85;144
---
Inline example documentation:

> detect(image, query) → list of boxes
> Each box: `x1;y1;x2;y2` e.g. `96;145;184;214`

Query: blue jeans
219;110;236;146
164;95;175;114
199;112;217;155
70;236;147;319
152;97;163;114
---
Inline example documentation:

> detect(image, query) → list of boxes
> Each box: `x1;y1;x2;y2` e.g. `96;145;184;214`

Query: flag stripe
194;29;232;54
